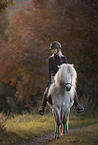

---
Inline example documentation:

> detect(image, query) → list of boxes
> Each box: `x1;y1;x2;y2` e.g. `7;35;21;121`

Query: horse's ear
57;65;61;69
72;64;74;67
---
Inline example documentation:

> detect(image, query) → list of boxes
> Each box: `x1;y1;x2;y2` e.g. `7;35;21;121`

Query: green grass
49;124;98;145
0;113;55;145
0;107;98;145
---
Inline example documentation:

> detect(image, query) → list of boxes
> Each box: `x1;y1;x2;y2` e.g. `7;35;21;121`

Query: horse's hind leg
54;109;61;139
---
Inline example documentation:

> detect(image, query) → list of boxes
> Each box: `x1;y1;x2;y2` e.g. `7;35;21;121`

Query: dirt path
14;128;83;145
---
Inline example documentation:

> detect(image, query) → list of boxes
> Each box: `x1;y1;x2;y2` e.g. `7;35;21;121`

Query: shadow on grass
0;125;24;145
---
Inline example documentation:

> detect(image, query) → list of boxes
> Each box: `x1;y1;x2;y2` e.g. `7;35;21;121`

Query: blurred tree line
0;0;97;113
0;0;14;12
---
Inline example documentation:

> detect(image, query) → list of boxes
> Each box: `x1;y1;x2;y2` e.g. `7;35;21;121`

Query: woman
39;41;84;115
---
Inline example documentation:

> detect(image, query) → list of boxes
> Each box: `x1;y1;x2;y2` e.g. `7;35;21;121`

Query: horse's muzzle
65;83;71;91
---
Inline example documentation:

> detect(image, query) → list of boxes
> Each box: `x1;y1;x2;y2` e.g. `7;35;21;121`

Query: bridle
65;82;72;86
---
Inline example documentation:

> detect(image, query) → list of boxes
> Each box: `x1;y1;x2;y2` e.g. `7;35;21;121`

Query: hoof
54;135;61;140
66;130;69;134
63;130;69;136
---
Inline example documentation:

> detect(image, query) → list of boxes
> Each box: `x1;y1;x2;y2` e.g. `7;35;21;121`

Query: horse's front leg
54;108;61;139
62;109;70;135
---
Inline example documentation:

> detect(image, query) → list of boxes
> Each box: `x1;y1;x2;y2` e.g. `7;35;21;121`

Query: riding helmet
49;41;61;49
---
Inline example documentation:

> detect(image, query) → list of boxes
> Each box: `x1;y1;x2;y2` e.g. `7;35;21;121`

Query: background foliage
0;0;14;12
0;0;97;112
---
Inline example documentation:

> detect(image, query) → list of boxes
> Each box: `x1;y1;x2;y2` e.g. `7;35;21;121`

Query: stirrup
76;104;84;113
38;106;45;116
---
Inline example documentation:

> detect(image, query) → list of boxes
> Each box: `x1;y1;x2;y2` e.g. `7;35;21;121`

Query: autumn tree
0;0;97;108
0;1;50;105
0;0;14;12
0;12;9;39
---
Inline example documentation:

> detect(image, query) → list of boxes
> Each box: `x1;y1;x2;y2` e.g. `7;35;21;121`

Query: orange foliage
0;0;97;105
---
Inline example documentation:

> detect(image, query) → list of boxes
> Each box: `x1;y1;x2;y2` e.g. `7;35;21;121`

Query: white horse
47;63;77;139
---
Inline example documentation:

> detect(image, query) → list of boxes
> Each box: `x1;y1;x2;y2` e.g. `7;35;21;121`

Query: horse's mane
54;64;77;88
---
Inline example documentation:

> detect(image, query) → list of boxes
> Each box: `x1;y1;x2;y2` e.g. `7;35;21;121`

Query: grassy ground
0;106;98;145
49;124;98;145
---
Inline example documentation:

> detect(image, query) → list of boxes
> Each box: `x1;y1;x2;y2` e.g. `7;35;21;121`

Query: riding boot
38;88;48;115
39;81;52;115
74;92;84;113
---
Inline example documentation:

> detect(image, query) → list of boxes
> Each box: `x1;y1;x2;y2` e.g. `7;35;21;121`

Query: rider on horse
39;41;84;115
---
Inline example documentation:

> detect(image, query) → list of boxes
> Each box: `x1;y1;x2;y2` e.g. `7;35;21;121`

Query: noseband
65;83;72;86
60;82;72;88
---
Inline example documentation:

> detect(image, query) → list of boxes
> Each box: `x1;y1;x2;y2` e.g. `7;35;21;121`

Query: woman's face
51;48;58;54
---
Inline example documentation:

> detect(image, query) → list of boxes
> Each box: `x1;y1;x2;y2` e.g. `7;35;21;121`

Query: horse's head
55;64;77;92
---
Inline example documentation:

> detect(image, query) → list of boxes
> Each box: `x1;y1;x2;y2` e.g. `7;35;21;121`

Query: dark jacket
49;54;67;81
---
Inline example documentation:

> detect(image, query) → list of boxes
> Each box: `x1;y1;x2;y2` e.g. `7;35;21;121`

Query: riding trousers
45;76;55;95
42;75;55;107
